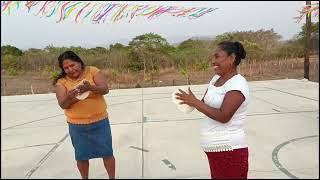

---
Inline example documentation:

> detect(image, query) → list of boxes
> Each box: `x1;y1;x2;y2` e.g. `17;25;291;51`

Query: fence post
3;81;6;96
259;64;262;74
31;85;34;94
279;60;281;73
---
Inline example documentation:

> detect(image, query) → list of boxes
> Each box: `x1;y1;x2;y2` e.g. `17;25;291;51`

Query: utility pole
304;1;311;80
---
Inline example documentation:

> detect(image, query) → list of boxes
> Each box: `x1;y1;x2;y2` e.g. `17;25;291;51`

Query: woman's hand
175;87;198;107
66;88;80;100
77;80;92;94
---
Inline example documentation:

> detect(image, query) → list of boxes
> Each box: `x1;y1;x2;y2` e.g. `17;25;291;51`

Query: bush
1;55;19;69
42;65;52;73
127;61;144;72
194;61;209;71
50;70;61;80
7;68;18;76
1;45;23;56
111;69;120;77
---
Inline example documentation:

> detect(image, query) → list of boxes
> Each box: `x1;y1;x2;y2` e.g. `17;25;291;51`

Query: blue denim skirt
68;118;113;160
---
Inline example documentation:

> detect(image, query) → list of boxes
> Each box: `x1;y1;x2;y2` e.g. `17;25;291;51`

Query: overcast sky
1;1;312;50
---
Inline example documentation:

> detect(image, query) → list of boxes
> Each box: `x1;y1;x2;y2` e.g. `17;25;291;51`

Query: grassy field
1;55;318;96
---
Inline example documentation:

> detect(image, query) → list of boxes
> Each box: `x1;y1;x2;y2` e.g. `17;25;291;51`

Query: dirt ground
1;56;318;96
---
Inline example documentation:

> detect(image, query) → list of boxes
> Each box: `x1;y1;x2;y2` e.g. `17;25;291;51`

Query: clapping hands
76;80;92;94
175;87;197;107
67;88;80;100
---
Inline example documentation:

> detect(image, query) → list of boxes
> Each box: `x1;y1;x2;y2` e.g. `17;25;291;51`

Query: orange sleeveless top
56;66;108;124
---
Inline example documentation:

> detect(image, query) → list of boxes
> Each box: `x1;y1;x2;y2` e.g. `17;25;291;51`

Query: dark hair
217;41;246;66
53;51;85;85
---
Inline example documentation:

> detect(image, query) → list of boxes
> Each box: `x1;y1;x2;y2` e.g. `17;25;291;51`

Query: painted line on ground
272;135;319;179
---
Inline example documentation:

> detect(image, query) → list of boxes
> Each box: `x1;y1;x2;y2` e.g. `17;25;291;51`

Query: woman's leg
103;156;115;179
76;160;89;179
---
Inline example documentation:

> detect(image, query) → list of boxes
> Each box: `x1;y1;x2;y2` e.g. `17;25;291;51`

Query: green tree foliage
1;55;20;76
128;33;172;72
297;22;319;53
179;65;191;85
1;45;23;56
1;27;315;75
50;70;60;80
109;43;126;50
194;61;209;71
174;39;211;68
129;33;169;49
2;55;19;69
214;29;282;61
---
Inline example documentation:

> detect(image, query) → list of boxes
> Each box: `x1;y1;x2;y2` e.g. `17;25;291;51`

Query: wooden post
279;60;281;73
143;58;146;81
30;84;34;94
304;1;311;79
259;64;262;74
3;81;6;96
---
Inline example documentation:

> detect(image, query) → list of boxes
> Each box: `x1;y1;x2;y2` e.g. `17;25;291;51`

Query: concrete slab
29;124;143;179
2;145;55;179
1;78;319;179
143;121;208;179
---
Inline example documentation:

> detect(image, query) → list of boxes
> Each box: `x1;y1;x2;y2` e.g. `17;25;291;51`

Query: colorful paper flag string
294;2;319;23
1;1;218;24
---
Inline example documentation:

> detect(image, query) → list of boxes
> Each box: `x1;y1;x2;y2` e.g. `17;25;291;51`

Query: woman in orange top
53;51;115;179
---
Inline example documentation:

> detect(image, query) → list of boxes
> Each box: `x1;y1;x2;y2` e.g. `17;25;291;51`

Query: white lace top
200;74;249;152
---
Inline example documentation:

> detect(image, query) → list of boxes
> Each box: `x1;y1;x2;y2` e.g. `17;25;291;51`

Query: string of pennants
1;1;218;24
295;2;319;23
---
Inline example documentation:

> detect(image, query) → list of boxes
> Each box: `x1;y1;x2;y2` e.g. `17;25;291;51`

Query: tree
297;22;319;53
109;43;126;50
128;33;169;49
212;29;282;61
1;45;23;56
180;66;191;85
128;33;169;79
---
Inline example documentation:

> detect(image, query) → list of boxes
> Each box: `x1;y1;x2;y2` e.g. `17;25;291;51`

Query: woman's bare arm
56;84;80;109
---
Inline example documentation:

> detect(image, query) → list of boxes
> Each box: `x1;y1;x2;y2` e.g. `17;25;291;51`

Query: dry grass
1;55;318;96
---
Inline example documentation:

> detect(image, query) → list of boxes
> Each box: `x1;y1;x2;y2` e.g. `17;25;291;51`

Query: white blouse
200;74;249;152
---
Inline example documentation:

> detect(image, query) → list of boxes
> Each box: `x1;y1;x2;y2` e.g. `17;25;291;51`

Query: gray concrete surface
1;78;319;179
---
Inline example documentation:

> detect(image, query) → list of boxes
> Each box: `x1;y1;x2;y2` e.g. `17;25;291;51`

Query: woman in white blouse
176;41;249;179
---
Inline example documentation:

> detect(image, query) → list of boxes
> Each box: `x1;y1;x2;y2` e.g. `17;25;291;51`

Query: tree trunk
304;1;311;79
